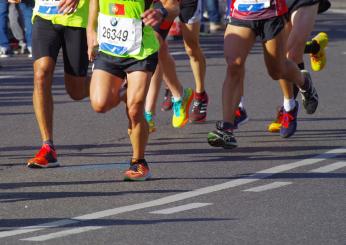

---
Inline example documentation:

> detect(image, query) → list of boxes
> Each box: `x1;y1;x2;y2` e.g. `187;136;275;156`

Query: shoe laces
276;107;284;123
281;111;295;128
173;99;182;117
192;98;207;112
35;144;52;158
235;108;241;118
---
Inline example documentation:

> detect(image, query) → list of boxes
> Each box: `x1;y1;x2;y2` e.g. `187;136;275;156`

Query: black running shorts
93;52;158;79
286;0;320;15
32;16;89;77
154;0;201;39
179;0;201;24
228;16;286;42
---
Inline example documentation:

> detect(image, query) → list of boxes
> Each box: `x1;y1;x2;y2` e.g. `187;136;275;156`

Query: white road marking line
329;9;346;14
243;182;292;192
342;52;346;55
1;147;345;240
150;203;212;214
310;161;346;173
20;226;102;242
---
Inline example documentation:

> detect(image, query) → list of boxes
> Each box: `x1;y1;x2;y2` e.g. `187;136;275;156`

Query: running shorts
154;0;202;39
179;0;202;24
286;0;320;15
93;52;158;79
32;16;89;77
228;15;286;41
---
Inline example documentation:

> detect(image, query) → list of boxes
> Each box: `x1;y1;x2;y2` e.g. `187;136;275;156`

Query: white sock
283;98;296;112
239;96;244;108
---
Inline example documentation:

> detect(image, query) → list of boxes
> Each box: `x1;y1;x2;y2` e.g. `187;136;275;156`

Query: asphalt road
0;11;345;245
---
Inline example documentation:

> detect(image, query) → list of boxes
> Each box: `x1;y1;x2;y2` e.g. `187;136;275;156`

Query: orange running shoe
27;144;59;168
123;159;151;181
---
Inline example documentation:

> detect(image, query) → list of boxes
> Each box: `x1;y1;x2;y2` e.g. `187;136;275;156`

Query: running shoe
124;159;151;181
280;101;299;138
268;106;284;133
300;70;319;114
144;111;156;133
234;107;249;129
310;32;328;72
161;88;173;111
190;91;209;123
172;88;193;128
27;144;59;168
207;121;237;149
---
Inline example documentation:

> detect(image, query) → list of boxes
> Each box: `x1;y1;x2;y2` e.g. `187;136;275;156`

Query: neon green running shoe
172;88;193;128
310;32;328;72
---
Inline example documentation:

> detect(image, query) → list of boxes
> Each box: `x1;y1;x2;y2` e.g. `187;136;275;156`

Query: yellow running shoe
172;88;193;128
267;106;284;133
310;32;328;72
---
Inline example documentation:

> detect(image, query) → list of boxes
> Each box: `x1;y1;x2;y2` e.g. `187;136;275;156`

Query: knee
66;86;87;101
184;43;199;58
33;69;50;91
127;102;144;125
225;56;245;76
91;101;108;113
267;66;284;80
65;76;89;101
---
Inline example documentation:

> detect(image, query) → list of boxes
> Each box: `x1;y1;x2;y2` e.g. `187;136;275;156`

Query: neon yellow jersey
33;0;89;28
98;0;159;60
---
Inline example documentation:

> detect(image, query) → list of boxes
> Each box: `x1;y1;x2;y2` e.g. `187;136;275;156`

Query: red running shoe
27;144;59;168
124;159;151;181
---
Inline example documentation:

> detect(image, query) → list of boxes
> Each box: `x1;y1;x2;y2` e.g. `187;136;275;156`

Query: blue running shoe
234;107;249;129
280;101;299;138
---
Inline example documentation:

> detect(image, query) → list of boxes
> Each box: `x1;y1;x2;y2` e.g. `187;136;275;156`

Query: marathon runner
207;0;319;148
27;0;90;168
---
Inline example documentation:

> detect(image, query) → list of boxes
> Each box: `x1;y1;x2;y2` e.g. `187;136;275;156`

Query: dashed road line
20;226;103;242
150;203;212;214
0;147;344;240
243;182;292;192
310;161;346;173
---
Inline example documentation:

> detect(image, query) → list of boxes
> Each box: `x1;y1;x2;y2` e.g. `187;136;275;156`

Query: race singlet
234;0;271;12
98;13;142;56
35;0;60;15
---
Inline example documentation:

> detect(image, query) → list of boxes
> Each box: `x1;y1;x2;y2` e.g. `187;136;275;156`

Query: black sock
304;40;320;54
43;140;55;150
297;62;305;70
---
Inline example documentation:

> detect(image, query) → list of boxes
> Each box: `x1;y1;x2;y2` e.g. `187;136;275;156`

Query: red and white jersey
228;0;288;20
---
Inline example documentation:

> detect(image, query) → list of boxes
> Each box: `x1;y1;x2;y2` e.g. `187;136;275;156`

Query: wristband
157;7;168;19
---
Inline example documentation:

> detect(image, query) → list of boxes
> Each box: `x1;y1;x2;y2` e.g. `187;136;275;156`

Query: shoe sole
27;162;60;168
123;172;152;181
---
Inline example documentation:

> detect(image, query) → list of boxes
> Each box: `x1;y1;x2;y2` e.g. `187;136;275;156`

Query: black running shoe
207;121;237;149
300;70;319;114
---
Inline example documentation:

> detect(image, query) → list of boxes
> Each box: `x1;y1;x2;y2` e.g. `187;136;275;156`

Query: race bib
35;0;60;15
234;0;271;12
98;13;142;56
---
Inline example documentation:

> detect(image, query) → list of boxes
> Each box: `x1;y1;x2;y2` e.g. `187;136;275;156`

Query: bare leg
223;25;255;124
126;71;152;159
181;22;206;93
32;57;56;142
